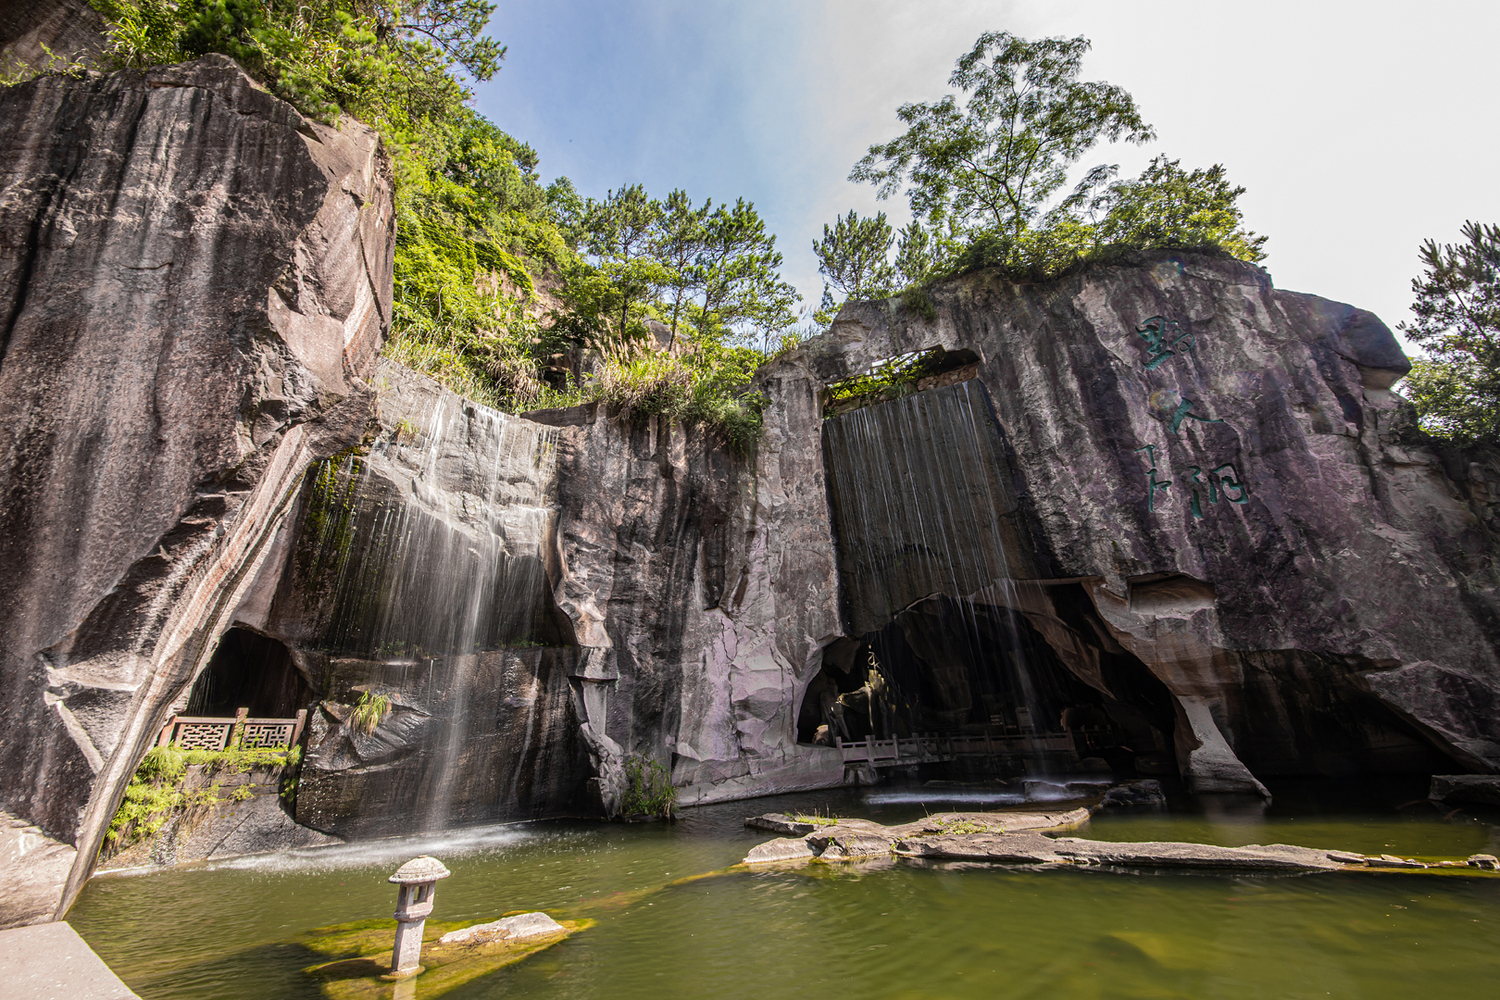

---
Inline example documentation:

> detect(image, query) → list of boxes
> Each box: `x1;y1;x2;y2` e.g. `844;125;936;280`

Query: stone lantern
386;855;451;978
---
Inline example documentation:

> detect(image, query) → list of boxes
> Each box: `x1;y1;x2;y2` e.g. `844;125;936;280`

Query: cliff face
253;251;1498;841
808;255;1500;787
0;56;391;924
2;46;1496;924
248;360;845;837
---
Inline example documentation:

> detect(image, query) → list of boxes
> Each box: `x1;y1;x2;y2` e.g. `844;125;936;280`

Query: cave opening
799;592;1177;780
187;627;311;718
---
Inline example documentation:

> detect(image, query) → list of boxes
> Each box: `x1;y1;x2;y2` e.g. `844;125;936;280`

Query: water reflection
69;783;1500;1000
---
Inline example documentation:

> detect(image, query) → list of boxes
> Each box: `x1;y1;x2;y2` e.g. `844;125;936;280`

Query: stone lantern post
385;855;451;979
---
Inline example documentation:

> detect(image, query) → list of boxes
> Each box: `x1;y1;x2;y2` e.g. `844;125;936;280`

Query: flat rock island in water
743;799;1500;875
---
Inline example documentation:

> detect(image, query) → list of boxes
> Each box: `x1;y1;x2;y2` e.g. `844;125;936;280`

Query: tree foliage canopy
825;30;1265;312
814;211;895;299
82;0;795;448
1398;222;1500;445
851;32;1154;238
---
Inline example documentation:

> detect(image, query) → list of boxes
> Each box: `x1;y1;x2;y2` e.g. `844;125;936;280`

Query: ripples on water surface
69;781;1500;999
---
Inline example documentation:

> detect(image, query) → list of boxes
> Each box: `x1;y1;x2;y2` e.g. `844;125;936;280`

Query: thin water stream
69;782;1500;1000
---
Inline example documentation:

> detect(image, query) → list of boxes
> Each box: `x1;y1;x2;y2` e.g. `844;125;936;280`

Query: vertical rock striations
807;253;1500;788
255;360;848;836
0;56;391;922
259;251;1499;835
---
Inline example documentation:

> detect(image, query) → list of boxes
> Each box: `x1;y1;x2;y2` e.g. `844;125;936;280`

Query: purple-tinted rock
0;56;390;923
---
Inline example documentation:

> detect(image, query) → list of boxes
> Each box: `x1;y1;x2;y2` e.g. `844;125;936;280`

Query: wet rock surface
251;356;847;833
243;249;1500;843
789;253;1500;788
438;912;566;946
1430;774;1500;806
0;55;391;922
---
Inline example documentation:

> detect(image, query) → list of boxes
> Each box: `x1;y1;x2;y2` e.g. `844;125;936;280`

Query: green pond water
69;780;1500;1000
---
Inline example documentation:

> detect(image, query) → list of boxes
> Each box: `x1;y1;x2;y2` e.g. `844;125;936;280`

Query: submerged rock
744;837;818;864
740;808;1488;875
438;912;566;946
1047;838;1343;871
1099;779;1168;810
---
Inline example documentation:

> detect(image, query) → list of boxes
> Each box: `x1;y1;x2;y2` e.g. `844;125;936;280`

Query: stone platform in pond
742;809;1500;875
0;921;139;999
300;912;587;1000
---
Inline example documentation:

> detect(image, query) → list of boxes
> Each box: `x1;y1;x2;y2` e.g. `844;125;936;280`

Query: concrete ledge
0;921;138;999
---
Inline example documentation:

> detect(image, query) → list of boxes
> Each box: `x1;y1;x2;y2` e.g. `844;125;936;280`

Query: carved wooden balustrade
155;707;308;752
835;729;1094;765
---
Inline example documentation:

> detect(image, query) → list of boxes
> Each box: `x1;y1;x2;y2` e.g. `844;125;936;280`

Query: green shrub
106;740;301;850
592;355;693;417
823;348;950;415
621;755;676;820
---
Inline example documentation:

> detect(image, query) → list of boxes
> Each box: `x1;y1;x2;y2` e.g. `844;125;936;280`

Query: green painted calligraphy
1185;466;1206;518
1139;446;1250;519
1169;398;1224;435
1134;445;1172;511
1184;462;1250;518
1137;316;1194;369
1209;464;1249;504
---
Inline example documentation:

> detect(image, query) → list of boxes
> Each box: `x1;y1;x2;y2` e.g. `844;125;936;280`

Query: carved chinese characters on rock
1136;316;1195;368
1131;316;1248;521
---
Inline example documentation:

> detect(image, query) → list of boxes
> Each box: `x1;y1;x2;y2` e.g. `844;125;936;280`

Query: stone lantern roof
388;855;452;884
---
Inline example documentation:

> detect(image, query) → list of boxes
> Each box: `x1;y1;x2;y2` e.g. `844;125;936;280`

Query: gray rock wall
254;251;1499;834
0;56;391;924
805;253;1500;788
248;361;848;837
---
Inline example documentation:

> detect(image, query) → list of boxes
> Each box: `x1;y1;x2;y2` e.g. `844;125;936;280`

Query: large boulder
0;56;391;923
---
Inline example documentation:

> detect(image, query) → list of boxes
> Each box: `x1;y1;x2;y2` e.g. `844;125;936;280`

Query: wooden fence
836;729;1089;765
156;707;307;752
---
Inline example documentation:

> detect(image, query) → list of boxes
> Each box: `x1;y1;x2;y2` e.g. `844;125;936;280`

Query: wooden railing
836;730;1084;765
156;707;307;752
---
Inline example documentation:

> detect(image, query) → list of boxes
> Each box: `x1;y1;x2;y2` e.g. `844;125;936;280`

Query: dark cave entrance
798;590;1178;779
187;627;311;718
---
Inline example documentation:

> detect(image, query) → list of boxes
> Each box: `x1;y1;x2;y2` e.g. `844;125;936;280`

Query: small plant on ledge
349;691;393;736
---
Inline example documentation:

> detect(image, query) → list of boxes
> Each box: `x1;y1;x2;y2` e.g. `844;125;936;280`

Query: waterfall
304;385;563;659
821;379;1054;752
293;365;588;833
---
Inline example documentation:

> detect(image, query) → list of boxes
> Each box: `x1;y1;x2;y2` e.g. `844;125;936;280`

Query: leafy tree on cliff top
814;210;896;300
851;32;1155;240
845;31;1265;284
82;1;790;444
1398;222;1500;445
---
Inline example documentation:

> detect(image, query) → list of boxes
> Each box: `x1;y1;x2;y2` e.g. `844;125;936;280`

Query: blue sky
473;0;1500;349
